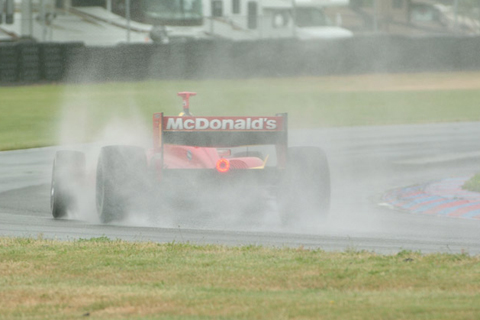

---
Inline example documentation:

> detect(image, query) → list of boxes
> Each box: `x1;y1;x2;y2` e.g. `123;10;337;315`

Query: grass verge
463;174;480;193
1;237;480;319
1;73;480;150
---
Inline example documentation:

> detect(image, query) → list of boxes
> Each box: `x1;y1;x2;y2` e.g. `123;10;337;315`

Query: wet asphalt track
1;123;480;254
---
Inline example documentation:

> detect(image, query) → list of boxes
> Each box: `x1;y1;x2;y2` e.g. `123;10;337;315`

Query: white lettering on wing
166;118;184;130
165;118;278;130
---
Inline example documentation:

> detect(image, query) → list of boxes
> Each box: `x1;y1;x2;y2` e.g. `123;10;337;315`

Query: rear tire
96;145;148;223
278;146;330;224
51;150;86;219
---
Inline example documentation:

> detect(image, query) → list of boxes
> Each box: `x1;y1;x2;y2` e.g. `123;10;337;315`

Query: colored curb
383;177;480;220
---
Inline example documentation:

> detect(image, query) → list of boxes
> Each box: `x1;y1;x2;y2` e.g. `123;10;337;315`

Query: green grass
0;237;479;319
1;73;480;150
463;174;480;193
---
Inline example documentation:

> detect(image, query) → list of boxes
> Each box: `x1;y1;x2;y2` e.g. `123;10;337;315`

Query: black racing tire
96;145;148;223
278;146;330;224
51;150;86;219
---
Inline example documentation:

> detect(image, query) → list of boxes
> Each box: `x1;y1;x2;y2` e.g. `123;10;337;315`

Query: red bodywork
147;93;288;182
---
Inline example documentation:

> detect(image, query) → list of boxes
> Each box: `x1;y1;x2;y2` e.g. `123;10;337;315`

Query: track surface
1;123;480;254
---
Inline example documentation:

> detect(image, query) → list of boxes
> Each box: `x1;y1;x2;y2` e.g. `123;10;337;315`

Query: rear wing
153;114;288;148
153;113;288;167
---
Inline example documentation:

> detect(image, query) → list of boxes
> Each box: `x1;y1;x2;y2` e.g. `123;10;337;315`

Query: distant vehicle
50;92;331;225
112;0;353;41
2;0;352;45
293;0;353;39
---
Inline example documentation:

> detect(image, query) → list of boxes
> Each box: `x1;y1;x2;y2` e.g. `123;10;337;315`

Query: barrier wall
1;36;480;84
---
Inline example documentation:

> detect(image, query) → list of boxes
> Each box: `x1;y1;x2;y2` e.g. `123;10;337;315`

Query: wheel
96;145;148;223
278;146;330;224
51;150;86;219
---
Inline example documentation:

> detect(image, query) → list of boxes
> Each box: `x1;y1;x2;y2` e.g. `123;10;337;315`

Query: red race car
51;92;330;224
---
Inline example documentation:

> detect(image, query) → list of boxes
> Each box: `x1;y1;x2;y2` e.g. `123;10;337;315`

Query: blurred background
0;0;479;83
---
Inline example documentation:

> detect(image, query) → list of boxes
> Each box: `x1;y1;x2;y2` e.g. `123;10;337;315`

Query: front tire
96;145;148;223
51;150;86;219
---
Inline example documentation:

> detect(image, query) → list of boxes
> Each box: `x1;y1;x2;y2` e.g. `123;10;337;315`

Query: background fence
1;36;480;84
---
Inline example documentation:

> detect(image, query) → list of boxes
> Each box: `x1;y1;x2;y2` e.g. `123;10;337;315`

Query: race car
50;92;330;224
